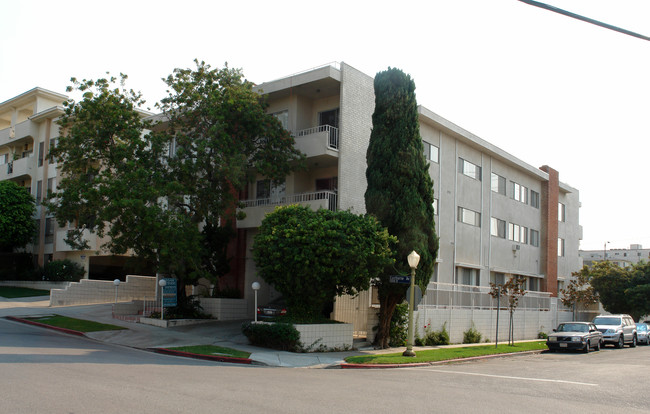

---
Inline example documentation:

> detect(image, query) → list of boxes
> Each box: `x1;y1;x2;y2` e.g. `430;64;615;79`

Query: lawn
0;286;50;298
25;315;127;333
345;341;547;365
167;345;251;359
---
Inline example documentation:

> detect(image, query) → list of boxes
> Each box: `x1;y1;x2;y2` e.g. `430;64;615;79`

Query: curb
150;348;253;365
5;315;86;337
339;349;545;369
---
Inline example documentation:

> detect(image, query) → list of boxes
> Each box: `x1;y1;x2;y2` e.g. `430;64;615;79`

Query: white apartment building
580;244;650;268
0;88;149;279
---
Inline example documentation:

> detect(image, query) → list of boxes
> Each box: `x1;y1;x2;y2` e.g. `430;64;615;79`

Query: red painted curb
5;316;86;337
340;349;545;369
151;348;253;365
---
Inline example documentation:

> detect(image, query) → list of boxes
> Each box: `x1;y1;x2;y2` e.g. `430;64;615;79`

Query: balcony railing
296;125;339;150
240;190;337;211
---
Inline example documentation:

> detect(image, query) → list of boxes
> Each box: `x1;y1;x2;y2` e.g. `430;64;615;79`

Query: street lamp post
158;279;167;321
403;250;420;357
252;282;261;322
113;279;120;305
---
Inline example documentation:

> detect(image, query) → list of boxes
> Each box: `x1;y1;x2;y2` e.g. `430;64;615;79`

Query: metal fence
240;190;337;211
296;125;339;149
420;282;552;311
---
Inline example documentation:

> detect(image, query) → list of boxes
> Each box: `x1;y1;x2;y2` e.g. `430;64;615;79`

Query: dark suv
592;314;637;348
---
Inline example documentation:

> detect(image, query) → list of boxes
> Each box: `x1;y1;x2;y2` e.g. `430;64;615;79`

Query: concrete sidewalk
0;297;371;368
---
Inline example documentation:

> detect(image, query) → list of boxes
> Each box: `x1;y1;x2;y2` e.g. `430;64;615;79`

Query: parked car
592;314;637;348
546;322;603;353
256;297;287;319
636;323;650;345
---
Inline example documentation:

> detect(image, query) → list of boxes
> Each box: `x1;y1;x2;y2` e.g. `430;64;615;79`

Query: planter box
294;323;353;352
139;317;214;328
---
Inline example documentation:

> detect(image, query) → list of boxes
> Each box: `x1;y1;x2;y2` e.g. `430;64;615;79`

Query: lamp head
407;250;420;269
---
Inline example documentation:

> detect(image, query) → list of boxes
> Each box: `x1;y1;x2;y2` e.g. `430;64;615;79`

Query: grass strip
0;286;50;298
167;345;251;359
25;315;127;333
345;341;547;365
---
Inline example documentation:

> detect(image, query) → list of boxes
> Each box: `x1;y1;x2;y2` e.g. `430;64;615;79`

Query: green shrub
42;259;84;282
538;331;548;339
163;295;209;319
389;303;408;347
241;321;300;351
425;322;450;346
463;323;483;344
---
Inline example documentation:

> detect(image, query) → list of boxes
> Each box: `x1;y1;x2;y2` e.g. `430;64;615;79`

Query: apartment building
580;244;650;268
235;63;582;339
0;88;145;279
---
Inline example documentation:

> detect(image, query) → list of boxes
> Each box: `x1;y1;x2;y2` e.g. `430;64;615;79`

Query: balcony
0;120;39;147
0;155;33;181
294;125;339;164
237;190;337;228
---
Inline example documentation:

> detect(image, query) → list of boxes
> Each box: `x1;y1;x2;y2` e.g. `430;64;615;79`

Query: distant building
580;244;650;268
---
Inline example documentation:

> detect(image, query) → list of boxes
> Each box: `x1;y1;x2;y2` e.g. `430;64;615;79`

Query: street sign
162;278;177;307
406;285;423;311
390;275;411;284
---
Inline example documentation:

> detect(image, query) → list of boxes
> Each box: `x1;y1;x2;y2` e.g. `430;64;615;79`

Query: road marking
407;368;598;386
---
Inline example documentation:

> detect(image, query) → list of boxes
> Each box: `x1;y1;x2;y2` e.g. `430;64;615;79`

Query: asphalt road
2;318;648;413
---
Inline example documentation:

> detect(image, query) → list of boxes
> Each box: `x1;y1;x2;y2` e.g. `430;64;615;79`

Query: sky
2;0;649;251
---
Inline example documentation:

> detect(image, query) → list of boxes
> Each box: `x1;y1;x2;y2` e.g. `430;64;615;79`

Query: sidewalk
0;297;371;368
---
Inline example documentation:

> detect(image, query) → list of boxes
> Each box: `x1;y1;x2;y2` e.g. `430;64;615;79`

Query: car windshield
593;317;621;325
558;323;587;332
636;324;647;331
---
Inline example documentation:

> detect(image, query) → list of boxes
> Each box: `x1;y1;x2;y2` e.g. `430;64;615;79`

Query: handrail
296;125;339;150
240;190;337;211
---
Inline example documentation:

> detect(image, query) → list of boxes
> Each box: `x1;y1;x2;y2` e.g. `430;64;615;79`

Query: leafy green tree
253;205;396;319
365;68;439;348
490;277;527;345
48;62;304;301
588;260;633;317
0;181;36;252
560;266;599;319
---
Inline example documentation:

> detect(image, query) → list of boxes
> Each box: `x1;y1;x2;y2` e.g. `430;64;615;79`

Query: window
36;180;42;205
508;223;528;243
558;202;566;222
44;218;54;244
491;173;506;195
49;138;58;163
512;182;528;204
528;277;540;292
0;153;7;165
456;267;480;286
47;178;56;197
256;179;286;205
458;158;481;180
38;142;44;167
530;190;540;208
273;110;289;130
530;229;540;247
458;207;481;227
423;142;439;163
558;238;565;257
490;272;505;285
432;199;438;216
491;217;506;238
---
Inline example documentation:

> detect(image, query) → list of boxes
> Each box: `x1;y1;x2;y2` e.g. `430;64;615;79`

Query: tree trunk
374;294;400;349
509;311;514;345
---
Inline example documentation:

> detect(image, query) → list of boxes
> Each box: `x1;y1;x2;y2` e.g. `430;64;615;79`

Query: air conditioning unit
512;245;521;251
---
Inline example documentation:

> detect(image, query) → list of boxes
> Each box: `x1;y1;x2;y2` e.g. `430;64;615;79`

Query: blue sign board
389;275;411;284
162;278;177;307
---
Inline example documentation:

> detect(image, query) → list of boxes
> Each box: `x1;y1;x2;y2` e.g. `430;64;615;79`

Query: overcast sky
2;0;648;251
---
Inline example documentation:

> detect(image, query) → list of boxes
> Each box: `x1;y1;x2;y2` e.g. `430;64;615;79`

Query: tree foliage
0;181;37;252
560;266;599;317
490;277;527;345
365;67;439;348
588;260;650;321
253;205;396;319
47;61;304;294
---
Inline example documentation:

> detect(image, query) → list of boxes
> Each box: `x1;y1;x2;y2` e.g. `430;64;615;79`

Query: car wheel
631;334;637;348
583;340;590;353
595;339;601;351
616;335;624;349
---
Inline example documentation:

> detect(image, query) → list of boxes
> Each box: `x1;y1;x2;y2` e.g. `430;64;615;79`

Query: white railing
420;282;552;311
296;125;339;150
240;190;337;211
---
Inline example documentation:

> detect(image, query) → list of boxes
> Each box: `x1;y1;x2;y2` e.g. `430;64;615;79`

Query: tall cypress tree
365;68;439;349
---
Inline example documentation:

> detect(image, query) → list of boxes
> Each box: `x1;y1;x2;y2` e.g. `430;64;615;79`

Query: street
2;317;649;413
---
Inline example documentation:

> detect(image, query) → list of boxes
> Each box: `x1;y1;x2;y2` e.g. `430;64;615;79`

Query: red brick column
540;165;559;297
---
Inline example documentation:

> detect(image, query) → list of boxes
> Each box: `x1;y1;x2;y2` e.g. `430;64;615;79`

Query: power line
518;0;650;42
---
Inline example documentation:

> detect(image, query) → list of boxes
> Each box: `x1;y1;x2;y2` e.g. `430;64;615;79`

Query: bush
538;331;548;339
163;295;209;319
463;323;483;344
42;259;84;282
425;322;450;346
241;321;300;351
389;303;408;347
